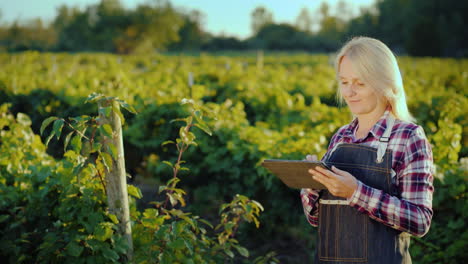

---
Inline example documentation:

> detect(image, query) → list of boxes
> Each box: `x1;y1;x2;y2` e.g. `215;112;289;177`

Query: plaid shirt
300;110;434;237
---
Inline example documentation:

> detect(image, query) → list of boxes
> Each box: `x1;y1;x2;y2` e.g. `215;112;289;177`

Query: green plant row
0;100;282;263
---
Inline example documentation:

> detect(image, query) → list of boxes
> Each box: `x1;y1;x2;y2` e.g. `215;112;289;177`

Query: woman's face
338;56;386;119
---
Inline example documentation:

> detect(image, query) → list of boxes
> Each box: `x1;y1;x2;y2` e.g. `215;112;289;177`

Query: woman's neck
355;107;387;138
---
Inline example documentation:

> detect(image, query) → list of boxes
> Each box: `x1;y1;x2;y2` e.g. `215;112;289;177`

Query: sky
0;0;375;39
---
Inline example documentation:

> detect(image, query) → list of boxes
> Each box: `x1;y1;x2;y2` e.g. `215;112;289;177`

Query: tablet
261;159;331;189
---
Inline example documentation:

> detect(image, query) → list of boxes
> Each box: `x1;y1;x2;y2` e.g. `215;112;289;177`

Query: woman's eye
357;83;364;86
341;82;348;85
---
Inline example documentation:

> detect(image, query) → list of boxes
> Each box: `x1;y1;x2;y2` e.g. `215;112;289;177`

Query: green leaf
91;142;102;153
167;177;180;187
252;200;264;212
70;115;91;123
72;161;87;175
219;203;229;214
234;245;249;257
163;161;173;168
179;215;195;229
253;218;260;228
168;193;178;206
186;115;193;125
71;134;82;153
40;116;58;135
193;111;212;135
45;130;56;146
128;184;142;199
100;152;113;172
85;92;104;103
86;239;99;251
102;245;119;261
224;248;235;258
198;219;214;229
158;185;167;194
162;140;174;146
194;123;212;136
52;119;64;139
99;106;112;118
168;238;186;250
142;208;159;218
108;213;119;224
66;240;84;257
94;223;114;241
174;193;186;207
86;212;102;231
108;143;118;160
170;117;187;124
184;240;194;255
100;124;113;138
117;100;137;114
63;131;74;152
113;236;128;254
180;127;196;145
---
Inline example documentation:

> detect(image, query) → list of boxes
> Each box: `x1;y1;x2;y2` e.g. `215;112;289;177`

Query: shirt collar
369;109;392;139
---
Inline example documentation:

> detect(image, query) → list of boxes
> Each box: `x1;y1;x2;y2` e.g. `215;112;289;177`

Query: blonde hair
334;36;414;123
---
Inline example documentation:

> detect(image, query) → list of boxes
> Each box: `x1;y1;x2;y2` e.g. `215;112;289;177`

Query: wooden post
257;49;264;71
188;72;194;98
98;100;133;262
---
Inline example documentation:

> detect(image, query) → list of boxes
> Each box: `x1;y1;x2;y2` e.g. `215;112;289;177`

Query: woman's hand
308;166;358;199
305;154;318;162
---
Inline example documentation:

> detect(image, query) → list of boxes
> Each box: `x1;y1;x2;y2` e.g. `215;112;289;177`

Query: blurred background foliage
0;52;466;262
0;0;467;56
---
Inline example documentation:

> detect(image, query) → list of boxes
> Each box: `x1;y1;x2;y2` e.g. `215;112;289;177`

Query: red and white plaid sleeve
348;126;435;237
300;188;321;226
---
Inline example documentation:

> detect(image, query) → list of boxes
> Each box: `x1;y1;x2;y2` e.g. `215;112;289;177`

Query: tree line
0;0;466;57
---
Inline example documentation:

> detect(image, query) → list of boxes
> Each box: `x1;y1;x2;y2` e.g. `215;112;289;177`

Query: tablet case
261;159;328;189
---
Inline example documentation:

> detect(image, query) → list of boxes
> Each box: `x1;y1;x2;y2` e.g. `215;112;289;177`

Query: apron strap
376;114;395;163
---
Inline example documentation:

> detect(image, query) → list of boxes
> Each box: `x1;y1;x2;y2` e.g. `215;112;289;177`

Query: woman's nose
342;84;356;97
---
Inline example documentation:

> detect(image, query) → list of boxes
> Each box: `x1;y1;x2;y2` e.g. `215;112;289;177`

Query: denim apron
315;115;411;263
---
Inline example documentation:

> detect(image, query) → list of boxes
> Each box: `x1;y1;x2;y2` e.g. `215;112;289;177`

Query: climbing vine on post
41;93;137;262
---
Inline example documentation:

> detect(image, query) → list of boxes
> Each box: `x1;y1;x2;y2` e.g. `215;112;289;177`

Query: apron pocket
318;203;368;262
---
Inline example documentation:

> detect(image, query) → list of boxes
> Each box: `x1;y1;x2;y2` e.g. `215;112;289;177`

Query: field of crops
0;51;467;263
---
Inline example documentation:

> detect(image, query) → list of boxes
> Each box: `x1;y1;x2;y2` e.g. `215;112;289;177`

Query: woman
300;37;434;263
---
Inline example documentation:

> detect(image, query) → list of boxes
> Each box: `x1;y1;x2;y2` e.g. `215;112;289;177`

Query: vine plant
40;94;277;263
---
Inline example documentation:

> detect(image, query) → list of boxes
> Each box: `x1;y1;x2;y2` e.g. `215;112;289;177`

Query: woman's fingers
309;167;333;178
309;167;342;194
330;166;352;179
310;170;333;190
309;168;332;182
306;154;318;161
312;166;358;198
315;166;334;176
331;165;345;174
